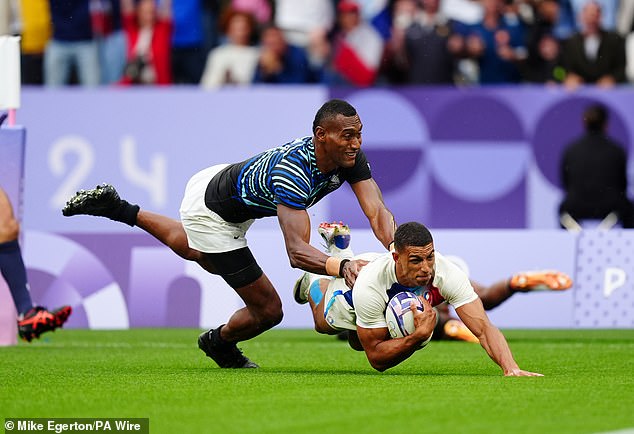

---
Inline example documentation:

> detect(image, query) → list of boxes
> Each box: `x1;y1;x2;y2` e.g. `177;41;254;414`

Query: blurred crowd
0;0;633;88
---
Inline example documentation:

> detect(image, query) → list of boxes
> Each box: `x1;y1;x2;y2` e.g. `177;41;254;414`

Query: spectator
92;0;127;84
274;0;334;49
569;0;618;31
253;25;313;84
328;0;385;87
0;0;18;36
200;8;259;88
552;0;578;40
120;0;173;86
19;0;52;85
522;32;563;83
379;0;419;84
232;0;272;27
616;0;634;36
560;1;626;88
559;104;634;229
440;0;483;25
201;0;221;53
402;0;465;84
463;0;527;84
45;0;100;86
521;0;564;84
171;0;206;84
616;0;634;83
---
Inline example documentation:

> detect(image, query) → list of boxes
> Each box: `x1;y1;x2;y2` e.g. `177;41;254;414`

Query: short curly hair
394;222;433;251
312;99;357;134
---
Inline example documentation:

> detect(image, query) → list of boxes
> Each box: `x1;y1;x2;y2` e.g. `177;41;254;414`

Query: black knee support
204;247;263;289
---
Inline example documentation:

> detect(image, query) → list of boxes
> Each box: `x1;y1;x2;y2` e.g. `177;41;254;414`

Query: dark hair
219;8;257;37
394;222;433;251
583;104;608;132
312;99;357;134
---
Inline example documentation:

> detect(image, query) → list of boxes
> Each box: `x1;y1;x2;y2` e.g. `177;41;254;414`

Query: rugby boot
443;319;479;343
318;221;354;258
510;271;573;292
198;327;259;368
18;306;57;342
62;184;139;226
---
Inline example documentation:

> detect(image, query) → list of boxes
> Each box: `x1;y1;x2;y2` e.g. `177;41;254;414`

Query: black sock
211;325;232;346
111;201;140;227
0;240;33;315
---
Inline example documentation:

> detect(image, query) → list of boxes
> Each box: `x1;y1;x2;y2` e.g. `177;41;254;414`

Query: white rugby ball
385;291;433;348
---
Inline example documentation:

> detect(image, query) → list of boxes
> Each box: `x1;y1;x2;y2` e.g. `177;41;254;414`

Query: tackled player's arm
356;299;435;372
350;179;396;250
456;298;543;377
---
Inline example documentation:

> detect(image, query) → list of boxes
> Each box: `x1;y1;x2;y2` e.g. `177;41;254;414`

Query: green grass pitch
1;329;633;434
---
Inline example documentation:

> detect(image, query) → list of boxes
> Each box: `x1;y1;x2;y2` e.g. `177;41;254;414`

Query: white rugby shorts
179;164;255;253
323;278;357;331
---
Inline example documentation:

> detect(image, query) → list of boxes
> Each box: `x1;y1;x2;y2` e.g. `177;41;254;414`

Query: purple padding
327;153;429;228
429;95;525;141
429;175;526;228
166;276;202;327
363;148;423;193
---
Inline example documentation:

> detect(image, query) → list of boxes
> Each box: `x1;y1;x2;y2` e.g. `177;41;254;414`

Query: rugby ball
385;292;433;347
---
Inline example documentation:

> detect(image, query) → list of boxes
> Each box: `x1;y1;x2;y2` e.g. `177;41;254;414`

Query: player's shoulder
355;252;393;283
433;251;471;286
282;136;312;152
434;251;463;275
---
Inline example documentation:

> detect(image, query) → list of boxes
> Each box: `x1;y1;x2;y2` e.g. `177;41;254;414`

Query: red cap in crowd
338;1;360;13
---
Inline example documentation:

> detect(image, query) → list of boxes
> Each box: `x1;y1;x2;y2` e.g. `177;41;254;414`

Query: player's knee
257;305;283;330
313;323;332;334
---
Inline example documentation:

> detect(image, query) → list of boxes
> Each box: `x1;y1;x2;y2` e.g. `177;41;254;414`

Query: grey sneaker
62;184;139;226
198;328;259;369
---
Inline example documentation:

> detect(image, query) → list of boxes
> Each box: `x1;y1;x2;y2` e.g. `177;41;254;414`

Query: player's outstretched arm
456;298;543;377
350;179;396;250
277;204;367;284
356;299;436;372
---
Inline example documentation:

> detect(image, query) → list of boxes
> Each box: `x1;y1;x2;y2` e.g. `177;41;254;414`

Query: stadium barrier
20;228;633;330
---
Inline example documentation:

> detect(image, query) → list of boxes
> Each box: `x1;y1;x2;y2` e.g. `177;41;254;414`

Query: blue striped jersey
205;136;371;223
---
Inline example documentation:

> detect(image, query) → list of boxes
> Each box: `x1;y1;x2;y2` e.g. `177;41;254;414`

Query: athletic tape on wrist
325;256;342;277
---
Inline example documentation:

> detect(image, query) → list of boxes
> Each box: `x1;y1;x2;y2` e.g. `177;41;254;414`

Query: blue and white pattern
385;292;423;338
235;136;339;217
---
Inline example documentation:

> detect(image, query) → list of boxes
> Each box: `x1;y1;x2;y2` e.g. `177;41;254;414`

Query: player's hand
504;368;544;377
411;296;436;343
342;259;369;288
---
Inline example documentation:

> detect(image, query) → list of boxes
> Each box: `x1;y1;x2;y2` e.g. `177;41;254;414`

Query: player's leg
294;271;341;334
1;188;72;341
473;270;573;310
136;210;202;262
197;247;283;368
432;302;479;343
63;184;204;263
0;188;31;314
471;279;514;310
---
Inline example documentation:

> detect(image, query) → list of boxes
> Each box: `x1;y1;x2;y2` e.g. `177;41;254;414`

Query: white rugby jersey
352;251;478;329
